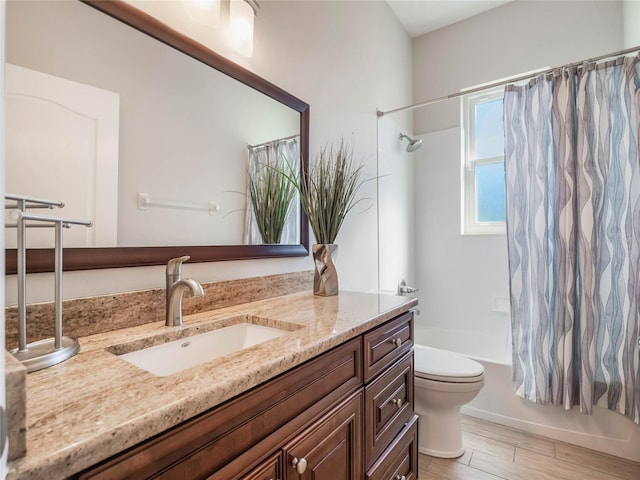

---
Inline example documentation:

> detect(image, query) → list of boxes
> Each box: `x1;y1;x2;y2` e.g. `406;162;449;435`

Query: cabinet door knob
391;337;402;348
292;457;308;474
392;398;403;408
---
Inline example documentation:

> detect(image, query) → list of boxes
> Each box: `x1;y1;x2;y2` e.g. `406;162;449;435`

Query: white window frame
461;87;506;235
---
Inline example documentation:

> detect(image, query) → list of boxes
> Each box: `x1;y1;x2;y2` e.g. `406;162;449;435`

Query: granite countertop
7;290;417;480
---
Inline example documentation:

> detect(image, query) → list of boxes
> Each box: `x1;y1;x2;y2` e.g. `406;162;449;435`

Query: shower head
399;133;423;152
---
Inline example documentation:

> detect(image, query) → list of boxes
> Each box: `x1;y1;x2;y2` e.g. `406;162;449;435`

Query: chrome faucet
166;256;204;326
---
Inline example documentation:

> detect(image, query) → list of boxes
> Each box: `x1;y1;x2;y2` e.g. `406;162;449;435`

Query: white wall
413;0;624;134
624;0;640;48
411;1;625;334
250;0;414;295
5;0;413;305
415;128;509;334
377;111;416;293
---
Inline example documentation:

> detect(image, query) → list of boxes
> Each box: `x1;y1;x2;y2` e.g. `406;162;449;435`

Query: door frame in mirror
5;0;309;274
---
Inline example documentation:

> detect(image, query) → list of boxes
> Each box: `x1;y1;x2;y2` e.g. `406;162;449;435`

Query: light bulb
229;0;254;57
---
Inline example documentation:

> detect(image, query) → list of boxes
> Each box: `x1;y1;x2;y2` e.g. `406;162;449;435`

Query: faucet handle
397;279;419;296
166;255;191;276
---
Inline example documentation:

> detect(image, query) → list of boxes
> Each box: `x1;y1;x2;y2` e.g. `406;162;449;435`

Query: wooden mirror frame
5;0;309;274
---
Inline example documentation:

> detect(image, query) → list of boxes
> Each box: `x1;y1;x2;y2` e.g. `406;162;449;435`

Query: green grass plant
248;159;297;244
281;139;366;245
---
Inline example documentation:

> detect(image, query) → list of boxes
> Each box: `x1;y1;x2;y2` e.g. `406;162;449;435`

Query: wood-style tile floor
418;415;640;480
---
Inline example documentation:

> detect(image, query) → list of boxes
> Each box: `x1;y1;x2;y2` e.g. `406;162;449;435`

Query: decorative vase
312;244;338;296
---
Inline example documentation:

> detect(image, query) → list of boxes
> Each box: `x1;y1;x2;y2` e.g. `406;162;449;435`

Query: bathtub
414;325;640;462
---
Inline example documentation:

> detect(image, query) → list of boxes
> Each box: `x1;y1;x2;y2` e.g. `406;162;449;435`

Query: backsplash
5;270;313;350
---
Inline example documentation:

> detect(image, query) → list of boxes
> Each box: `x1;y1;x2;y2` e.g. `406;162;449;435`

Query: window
462;88;506;235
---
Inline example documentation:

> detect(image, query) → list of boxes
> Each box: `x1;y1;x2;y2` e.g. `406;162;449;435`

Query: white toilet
414;345;485;458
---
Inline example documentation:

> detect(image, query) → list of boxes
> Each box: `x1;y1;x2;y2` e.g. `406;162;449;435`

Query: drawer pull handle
395;476;406;480
392;398;403;408
292;457;308;474
391;337;402;348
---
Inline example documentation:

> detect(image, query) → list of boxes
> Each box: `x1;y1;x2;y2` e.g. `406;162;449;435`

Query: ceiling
386;0;513;38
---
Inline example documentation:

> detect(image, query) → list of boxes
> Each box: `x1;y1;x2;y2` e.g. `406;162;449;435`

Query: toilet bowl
414;345;485;458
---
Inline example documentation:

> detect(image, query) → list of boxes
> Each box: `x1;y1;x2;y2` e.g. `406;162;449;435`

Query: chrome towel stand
5;193;92;372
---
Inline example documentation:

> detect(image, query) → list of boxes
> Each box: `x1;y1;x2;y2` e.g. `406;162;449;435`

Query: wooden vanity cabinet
282;391;363;480
78;338;362;480
364;352;414;469
210;392;362;480
76;311;416;480
366;417;418;480
363;311;417;479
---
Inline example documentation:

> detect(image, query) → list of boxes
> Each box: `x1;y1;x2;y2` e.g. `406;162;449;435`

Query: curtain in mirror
503;55;640;423
245;137;300;245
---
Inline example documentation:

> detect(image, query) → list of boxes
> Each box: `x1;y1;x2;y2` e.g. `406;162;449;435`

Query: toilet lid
414;346;484;382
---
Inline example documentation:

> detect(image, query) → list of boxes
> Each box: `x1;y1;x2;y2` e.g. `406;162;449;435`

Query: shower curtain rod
247;134;299;149
377;44;640;117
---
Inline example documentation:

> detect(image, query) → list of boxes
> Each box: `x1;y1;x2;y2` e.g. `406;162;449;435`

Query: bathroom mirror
4;0;309;274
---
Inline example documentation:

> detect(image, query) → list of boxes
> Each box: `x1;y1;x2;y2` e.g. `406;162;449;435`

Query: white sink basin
118;322;289;377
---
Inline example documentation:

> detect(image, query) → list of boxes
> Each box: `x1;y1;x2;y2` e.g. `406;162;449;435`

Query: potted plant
281;139;366;296
248;159;297;244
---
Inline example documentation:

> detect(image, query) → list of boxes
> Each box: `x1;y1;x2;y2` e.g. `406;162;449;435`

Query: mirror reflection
5;0;301;250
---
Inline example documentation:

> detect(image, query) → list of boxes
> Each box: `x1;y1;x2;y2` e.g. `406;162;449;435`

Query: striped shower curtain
504;55;640;423
244;137;300;245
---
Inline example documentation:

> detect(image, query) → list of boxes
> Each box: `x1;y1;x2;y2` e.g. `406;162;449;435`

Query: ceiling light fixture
182;0;220;28
229;0;259;57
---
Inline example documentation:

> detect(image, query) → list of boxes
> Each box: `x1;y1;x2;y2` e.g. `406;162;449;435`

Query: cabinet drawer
363;312;413;383
366;415;418;480
365;353;414;468
78;338;362;480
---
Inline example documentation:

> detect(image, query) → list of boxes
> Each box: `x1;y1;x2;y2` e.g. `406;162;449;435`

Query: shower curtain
504;55;640;423
245;137;300;245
